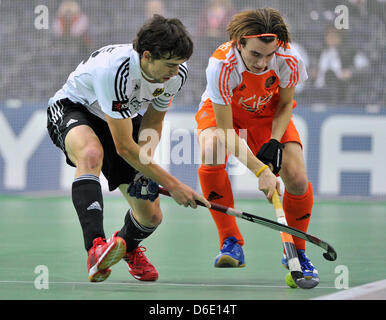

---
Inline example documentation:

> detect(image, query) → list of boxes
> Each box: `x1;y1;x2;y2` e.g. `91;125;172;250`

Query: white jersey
49;44;188;120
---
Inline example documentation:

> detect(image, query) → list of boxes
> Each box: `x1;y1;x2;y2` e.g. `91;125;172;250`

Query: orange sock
283;182;313;250
198;164;244;248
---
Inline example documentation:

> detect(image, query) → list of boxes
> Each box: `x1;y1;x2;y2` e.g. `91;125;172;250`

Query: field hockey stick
158;187;337;261
271;189;319;289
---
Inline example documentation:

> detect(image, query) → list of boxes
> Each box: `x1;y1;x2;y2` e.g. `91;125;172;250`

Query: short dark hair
133;14;193;60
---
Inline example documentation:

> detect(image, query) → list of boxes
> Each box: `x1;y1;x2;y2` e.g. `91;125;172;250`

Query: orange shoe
123;246;159;281
87;236;126;282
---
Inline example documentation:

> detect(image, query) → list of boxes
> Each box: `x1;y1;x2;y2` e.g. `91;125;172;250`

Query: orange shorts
195;101;302;155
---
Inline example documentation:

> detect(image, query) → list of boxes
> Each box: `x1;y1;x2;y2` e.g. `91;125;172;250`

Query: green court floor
0;195;385;300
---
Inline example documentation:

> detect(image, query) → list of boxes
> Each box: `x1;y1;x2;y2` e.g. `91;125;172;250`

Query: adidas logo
66;118;78;127
199;111;208;119
87;201;102;211
207;191;223;201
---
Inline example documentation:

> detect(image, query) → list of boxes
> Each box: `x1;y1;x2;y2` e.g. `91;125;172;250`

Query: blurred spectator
344;0;368;16
0;0;384;106
196;0;235;40
194;0;236;86
52;0;92;57
184;0;236;106
144;0;166;20
313;27;369;104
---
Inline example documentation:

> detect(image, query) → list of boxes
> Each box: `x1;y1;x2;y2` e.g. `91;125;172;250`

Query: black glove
256;139;285;175
127;172;159;202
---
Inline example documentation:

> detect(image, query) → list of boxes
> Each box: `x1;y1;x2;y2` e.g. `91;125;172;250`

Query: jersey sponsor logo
112;100;129;112
152;88;164;97
129;96;150;109
238;92;273;113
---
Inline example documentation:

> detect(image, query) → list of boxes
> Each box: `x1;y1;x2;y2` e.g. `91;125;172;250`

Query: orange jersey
199;41;308;120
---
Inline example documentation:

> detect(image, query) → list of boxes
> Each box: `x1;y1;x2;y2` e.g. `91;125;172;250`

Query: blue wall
0;104;385;199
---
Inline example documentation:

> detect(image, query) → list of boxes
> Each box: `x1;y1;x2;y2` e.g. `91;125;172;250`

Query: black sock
72;174;105;251
117;208;156;252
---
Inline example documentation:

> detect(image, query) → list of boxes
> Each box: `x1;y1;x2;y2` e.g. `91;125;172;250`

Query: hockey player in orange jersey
196;8;318;282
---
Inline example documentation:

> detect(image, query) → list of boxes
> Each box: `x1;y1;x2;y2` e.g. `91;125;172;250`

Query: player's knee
285;171;308;194
149;210;163;226
151;200;163;226
80;146;104;170
141;209;163;227
135;202;163;227
200;134;225;165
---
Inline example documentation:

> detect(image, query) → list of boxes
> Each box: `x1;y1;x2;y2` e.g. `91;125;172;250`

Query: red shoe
87;236;126;282
123;246;159;281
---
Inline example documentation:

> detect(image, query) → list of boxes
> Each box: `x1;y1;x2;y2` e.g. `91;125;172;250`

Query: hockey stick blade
280;231;319;289
291;271;319;289
158;187;337;262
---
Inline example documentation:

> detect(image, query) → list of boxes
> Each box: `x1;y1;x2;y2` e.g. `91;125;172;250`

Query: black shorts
47;98;141;191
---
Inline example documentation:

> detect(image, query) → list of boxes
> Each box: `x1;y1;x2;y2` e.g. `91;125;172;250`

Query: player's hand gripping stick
127;172;159;202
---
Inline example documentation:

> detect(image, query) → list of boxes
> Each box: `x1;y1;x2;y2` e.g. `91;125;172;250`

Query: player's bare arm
212;102;279;201
106;114;210;208
271;86;296;141
137;104;166;157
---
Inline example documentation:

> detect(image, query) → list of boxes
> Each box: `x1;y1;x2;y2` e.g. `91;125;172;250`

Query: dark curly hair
133;14;193;60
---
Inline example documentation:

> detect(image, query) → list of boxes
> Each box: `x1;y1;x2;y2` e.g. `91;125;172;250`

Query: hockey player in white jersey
47;15;210;283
